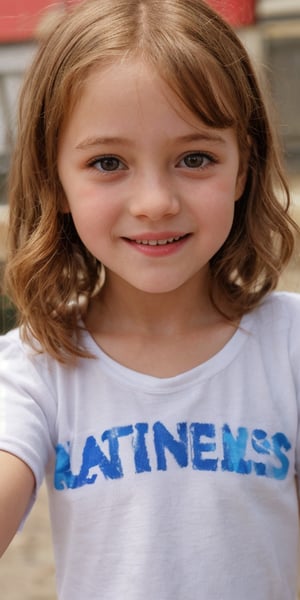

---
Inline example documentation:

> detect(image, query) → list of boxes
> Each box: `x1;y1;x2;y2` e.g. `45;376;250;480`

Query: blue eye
179;153;213;169
91;156;125;172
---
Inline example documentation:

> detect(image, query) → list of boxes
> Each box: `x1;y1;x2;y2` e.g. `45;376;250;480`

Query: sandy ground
0;484;56;599
1;225;300;599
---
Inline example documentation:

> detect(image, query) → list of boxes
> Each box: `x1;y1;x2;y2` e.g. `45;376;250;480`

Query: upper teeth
135;236;182;246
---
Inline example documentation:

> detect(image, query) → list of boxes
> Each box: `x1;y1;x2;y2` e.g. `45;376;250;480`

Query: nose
128;173;180;221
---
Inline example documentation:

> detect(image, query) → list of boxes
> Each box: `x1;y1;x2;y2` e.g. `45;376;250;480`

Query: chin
128;278;189;295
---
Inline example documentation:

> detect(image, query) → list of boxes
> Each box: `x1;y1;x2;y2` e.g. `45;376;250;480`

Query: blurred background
0;1;299;598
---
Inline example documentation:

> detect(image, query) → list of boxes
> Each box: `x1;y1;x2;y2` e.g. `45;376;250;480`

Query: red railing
207;0;256;26
0;0;58;42
0;0;256;43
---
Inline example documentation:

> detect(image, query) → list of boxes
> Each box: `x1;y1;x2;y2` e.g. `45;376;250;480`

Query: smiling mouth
133;235;188;246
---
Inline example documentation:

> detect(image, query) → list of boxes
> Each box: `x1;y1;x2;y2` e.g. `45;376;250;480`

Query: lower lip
124;235;190;257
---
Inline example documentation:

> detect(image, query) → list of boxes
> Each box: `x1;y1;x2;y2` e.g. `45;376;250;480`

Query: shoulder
0;327;59;396
0;328;28;371
0;326;92;394
0;326;24;353
243;292;300;365
249;291;300;329
0;327;41;368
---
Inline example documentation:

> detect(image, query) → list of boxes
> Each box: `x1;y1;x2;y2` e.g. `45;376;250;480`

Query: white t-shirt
1;291;300;599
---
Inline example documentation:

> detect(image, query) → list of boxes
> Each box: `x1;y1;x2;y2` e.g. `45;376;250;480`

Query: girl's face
58;60;246;296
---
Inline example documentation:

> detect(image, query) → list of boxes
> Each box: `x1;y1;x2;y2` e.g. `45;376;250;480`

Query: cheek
72;203;105;234
65;182;104;219
195;178;237;216
67;188;118;248
195;183;237;246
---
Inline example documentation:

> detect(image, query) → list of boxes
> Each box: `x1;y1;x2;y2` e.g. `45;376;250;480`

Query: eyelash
177;152;216;170
88;155;127;173
87;152;217;173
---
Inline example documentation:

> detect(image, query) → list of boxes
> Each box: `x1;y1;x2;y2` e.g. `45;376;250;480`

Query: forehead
76;60;185;120
64;57;234;137
58;58;239;157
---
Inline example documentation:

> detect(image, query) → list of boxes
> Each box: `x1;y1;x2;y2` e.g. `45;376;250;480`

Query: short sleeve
0;328;57;491
281;293;300;486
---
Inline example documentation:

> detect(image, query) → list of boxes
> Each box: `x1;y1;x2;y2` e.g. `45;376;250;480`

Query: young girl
0;0;299;598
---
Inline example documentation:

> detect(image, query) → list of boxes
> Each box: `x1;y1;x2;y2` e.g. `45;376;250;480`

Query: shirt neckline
81;310;254;393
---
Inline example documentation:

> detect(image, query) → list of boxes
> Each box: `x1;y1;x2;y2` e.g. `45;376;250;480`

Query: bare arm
0;451;35;557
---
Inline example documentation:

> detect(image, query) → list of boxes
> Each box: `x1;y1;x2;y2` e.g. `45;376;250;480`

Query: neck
87;269;221;337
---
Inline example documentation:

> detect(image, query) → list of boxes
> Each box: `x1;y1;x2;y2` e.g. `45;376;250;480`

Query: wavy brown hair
5;0;297;361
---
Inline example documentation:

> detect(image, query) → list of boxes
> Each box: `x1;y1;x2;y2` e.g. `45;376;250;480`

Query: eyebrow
75;132;227;150
176;133;227;145
76;137;130;150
